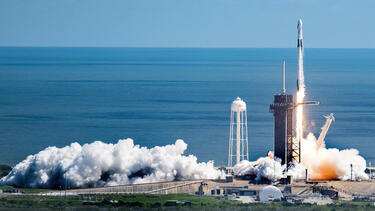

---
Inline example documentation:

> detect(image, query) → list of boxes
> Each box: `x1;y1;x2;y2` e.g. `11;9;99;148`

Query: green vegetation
0;193;373;210
0;164;11;177
0;194;240;209
0;185;52;194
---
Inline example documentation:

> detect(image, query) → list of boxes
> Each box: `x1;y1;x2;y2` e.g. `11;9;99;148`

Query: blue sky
0;0;374;48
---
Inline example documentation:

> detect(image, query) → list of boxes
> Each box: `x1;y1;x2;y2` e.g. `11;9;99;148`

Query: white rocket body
297;19;304;91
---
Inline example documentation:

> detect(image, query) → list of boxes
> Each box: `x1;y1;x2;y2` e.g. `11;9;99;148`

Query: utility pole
370;161;372;179
198;182;207;205
65;177;67;199
350;164;353;181
273;161;275;182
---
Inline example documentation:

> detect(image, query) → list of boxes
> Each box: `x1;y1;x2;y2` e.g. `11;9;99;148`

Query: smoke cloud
0;139;224;189
234;133;368;181
234;157;285;181
299;133;368;180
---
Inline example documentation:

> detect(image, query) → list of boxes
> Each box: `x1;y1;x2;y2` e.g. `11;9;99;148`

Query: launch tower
270;61;295;165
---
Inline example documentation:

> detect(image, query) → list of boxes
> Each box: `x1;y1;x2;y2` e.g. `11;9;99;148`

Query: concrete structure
62;179;253;195
46;178;375;203
228;97;249;168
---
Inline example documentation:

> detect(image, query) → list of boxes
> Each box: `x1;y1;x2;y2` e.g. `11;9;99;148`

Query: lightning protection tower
228;97;249;168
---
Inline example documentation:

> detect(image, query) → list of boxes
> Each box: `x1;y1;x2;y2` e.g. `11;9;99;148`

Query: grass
0;185;53;194
0;193;373;210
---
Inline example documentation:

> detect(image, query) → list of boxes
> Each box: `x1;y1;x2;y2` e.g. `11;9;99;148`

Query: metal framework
270;94;295;165
290;130;301;164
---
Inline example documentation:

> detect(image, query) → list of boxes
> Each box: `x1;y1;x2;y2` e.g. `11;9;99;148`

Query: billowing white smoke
234;157;285;181
0;139;224;188
233;133;368;181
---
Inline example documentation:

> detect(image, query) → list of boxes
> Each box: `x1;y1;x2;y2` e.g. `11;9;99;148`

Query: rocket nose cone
298;19;303;27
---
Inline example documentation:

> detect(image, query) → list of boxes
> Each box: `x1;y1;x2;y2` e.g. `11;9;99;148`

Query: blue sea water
0;47;373;166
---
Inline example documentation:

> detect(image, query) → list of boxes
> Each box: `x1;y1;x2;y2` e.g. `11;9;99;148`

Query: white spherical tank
231;97;246;112
259;185;283;202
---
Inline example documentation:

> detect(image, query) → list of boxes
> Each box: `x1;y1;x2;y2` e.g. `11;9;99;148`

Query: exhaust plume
234;130;368;181
299;133;368;180
0;139;224;188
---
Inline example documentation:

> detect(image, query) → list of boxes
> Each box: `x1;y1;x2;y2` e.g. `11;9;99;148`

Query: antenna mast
282;60;286;94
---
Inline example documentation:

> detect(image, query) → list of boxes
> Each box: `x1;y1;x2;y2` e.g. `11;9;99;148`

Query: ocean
0;47;373;166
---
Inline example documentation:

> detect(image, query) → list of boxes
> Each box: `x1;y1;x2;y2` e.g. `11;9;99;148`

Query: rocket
297;18;305;91
297;19;303;48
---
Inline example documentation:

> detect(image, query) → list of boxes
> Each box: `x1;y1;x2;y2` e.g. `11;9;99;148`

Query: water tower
228;97;249;168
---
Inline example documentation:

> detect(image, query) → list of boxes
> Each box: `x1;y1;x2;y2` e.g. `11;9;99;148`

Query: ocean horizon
0;47;374;166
